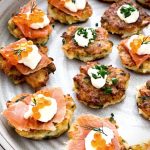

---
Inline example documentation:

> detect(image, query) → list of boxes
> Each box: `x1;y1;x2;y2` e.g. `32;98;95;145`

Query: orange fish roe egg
91;132;114;150
32;96;51;120
13;8;45;27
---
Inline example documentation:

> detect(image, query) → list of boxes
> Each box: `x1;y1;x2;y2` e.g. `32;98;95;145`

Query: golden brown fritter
47;2;92;24
136;0;150;9
136;80;150;120
101;0;150;38
0;46;56;90
118;39;150;74
6;94;76;140
73;62;130;108
62;26;113;62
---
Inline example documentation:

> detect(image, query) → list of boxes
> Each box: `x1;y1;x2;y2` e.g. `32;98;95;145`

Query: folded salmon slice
48;0;90;18
3;88;66;131
12;0;52;39
67;115;121;150
121;40;150;68
0;38;52;75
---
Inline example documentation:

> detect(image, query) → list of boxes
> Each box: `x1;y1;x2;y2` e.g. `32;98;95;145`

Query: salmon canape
62;26;113;62
118;34;150;73
8;0;52;45
136;80;150;120
47;0;93;24
0;38;55;89
101;0;150;38
67;114;128;150
73;62;130;109
2;88;76;139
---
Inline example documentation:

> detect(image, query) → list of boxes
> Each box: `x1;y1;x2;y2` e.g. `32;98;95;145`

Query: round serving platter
0;0;150;149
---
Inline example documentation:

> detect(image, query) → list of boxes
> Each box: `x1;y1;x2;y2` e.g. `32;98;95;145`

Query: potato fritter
136;80;150;120
73;62;130;108
47;3;92;24
101;0;150;38
62;26;113;62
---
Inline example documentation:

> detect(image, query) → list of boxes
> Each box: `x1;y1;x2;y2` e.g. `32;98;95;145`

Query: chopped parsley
109;113;115;122
92;65;108;79
93;127;107;136
74;27;96;47
112;78;118;85
102;87;112;94
32;98;37;105
120;4;136;18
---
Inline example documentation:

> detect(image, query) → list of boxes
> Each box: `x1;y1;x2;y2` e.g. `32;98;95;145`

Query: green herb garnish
95;23;98;27
62;39;65;45
109;113;115;122
120;4;136;18
52;24;55;28
142;36;150;44
14;49;23;57
94;65;108;78
102;87;112;94
32;98;37;105
112;78;118;85
72;0;76;3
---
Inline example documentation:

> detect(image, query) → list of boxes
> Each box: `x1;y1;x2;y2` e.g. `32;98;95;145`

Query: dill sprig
80;125;107;136
142;36;150;44
32;98;37;105
14;49;23;57
31;1;37;13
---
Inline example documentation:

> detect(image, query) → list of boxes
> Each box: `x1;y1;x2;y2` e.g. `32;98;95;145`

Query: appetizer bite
73;62;130;108
0;38;55;89
136;80;150;120
67;114;128;150
47;0;92;24
136;0;150;9
2;88;76;139
62;26;113;62
118;34;150;73
8;0;52;45
101;0;150;38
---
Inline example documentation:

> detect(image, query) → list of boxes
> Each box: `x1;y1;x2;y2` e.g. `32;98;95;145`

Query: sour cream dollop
85;127;114;150
74;27;96;47
88;67;107;89
18;44;41;70
64;0;86;12
24;94;57;122
117;4;139;24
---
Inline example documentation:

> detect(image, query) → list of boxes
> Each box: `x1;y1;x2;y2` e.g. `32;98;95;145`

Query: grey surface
0;0;150;150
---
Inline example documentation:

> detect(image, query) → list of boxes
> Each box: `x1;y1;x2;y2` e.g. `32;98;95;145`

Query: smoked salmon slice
12;0;52;39
121;39;150;68
67;114;122;150
0;38;52;75
3;88;66;131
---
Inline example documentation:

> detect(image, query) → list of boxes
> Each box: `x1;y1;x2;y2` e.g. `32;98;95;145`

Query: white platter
0;0;150;149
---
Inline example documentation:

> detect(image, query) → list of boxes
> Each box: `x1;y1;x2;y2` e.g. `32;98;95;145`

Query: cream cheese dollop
64;0;86;12
117;4;139;24
24;94;57;122
18;44;41;70
126;35;150;55
88;67;107;89
74;27;96;47
85;127;114;150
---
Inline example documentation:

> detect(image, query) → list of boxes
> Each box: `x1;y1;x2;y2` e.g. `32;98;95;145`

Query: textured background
0;0;150;149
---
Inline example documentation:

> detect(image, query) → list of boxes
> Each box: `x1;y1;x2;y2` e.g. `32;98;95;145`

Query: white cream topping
18;45;41;70
117;4;139;24
24;94;57;123
74;27;96;47
30;15;50;29
126;35;150;55
143;24;150;36
64;0;86;12
85;127;114;150
88;67;107;89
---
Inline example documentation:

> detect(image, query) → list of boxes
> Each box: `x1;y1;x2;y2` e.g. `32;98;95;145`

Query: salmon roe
32;95;51;120
91;132;114;150
130;35;150;54
13;8;45;27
